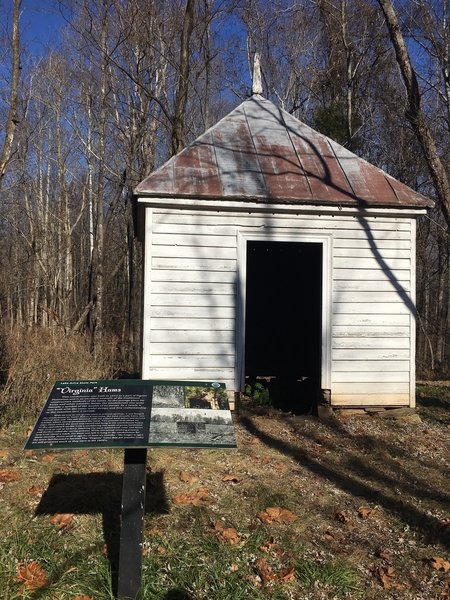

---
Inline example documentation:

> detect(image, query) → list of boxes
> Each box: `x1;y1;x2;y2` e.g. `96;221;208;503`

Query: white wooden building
135;95;432;412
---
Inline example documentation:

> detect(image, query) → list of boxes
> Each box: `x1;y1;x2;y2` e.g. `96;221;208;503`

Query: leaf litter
1;386;450;599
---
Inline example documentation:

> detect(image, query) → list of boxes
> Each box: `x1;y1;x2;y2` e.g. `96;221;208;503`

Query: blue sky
19;0;66;55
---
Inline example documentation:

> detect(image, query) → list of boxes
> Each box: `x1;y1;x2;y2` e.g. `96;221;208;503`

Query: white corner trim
410;219;417;408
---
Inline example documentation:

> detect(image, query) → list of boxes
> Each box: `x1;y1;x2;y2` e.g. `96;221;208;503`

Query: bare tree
0;0;21;188
171;0;196;155
377;0;450;229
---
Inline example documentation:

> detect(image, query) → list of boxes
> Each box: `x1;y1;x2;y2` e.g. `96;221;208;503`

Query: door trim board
236;230;333;392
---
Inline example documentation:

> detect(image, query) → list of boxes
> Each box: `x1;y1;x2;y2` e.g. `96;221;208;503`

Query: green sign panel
25;380;236;450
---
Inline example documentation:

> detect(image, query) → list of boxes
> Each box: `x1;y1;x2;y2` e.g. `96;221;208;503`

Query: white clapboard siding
152;257;236;271
334;248;411;259
152;245;236;259
332;337;410;349
153;224;411;241
152;234;236;248
332;349;410;360
332;395;408;406
142;206;415;408
334;291;411;303
151;294;235;307
151;269;236;283
150;281;235;295
152;210;411;229
147;355;235;368
333;238;411;249
150;318;235;331
333;269;409;281
333;280;410;292
150;330;235;343
333;360;410;371
332;303;409;315
151;306;235;319
149;343;235;355
333;325;409;337
333;371;409;382
145;369;235;389
332;382;410;394
334;257;410;270
333;314;410;326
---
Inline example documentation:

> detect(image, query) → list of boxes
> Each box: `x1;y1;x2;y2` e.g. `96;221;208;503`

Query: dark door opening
244;241;322;414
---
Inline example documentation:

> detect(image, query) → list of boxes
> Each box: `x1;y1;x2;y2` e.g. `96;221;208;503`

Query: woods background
0;0;448;420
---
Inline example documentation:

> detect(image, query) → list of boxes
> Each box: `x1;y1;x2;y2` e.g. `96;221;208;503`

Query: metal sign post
117;448;148;600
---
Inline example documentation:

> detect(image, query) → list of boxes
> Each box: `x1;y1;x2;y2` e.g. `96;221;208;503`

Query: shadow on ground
239;411;450;551
35;470;168;596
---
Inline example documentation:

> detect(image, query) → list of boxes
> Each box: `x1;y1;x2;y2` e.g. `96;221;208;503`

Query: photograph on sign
149;383;235;447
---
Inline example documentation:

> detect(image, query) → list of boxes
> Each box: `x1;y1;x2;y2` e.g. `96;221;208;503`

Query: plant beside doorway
244;380;272;407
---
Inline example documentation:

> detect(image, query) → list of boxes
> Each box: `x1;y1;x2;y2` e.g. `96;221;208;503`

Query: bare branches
171;0;196;156
0;0;21;188
378;0;450;229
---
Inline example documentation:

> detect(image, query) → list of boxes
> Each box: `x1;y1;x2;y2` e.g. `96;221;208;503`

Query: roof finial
252;52;263;95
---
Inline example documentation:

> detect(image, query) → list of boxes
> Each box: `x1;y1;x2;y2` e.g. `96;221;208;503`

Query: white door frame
236;230;332;393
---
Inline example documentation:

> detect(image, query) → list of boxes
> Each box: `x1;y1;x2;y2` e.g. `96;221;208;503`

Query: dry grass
0;384;449;599
0;326;117;425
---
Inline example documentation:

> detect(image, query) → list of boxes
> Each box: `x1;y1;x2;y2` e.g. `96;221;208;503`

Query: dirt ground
1;384;449;599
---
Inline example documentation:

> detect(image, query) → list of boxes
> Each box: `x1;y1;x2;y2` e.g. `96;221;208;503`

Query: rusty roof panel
213;108;267;197
135;95;433;210
243;97;313;201
173;131;223;197
328;139;394;204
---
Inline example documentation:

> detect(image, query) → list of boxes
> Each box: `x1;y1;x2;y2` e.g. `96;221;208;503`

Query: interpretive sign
25;379;236;450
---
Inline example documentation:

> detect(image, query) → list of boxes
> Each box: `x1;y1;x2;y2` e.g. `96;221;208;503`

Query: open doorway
244;240;322;414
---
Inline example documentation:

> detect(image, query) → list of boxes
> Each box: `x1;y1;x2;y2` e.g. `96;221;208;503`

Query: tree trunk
171;0;195;156
0;0;21;187
378;0;450;228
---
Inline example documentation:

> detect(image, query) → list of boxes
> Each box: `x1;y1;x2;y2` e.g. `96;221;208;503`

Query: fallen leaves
179;471;199;483
255;557;277;584
41;453;55;463
258;507;297;525
221;474;242;483
0;468;20;483
0;450;9;459
358;506;373;519
254;558;296;585
50;513;74;532
27;485;44;497
376;566;405;590
73;596;94;600
431;556;450;573
376;548;393;561
172;487;212;506
334;510;350;524
213;520;242;545
16;560;49;592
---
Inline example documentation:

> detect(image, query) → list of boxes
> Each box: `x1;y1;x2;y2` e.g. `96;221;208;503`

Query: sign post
26;380;236;600
117;448;148;600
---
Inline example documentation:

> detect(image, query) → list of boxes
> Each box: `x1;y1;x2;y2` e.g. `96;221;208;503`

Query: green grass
417;384;450;425
1;384;449;599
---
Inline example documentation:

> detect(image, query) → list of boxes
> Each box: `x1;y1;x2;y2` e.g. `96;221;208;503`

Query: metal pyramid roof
135;95;433;209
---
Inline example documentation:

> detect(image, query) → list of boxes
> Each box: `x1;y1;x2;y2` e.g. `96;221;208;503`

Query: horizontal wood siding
142;207;414;407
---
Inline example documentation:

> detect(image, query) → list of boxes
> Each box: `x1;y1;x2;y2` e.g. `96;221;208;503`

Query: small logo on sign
211;382;221;388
